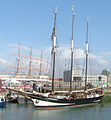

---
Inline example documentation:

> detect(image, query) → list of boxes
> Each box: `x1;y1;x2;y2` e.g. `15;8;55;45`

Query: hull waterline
32;95;104;110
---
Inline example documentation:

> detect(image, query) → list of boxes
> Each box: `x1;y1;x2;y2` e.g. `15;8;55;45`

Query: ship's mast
85;18;89;91
46;58;49;76
28;46;32;76
51;8;57;92
39;50;43;75
70;7;75;92
16;42;20;75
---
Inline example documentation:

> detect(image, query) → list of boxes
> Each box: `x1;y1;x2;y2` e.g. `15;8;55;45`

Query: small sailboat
0;79;7;108
30;8;104;110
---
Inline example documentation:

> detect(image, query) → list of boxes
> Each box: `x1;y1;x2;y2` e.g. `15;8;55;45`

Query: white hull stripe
35;103;98;110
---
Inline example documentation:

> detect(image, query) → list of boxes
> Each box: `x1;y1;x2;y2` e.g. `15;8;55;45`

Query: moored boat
7;94;18;103
6;7;104;110
0;96;7;108
31;87;104;109
31;7;104;110
0;79;7;108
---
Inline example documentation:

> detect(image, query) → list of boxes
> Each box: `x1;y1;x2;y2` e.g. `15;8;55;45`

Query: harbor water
0;102;111;120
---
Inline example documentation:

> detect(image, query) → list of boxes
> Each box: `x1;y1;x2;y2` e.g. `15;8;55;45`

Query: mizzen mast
70;6;75;92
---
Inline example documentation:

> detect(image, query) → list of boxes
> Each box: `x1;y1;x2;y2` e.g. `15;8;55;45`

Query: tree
101;69;110;76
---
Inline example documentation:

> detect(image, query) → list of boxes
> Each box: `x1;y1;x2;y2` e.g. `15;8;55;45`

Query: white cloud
0;58;6;64
0;43;111;75
0;58;9;74
97;57;109;65
101;52;111;56
75;49;85;59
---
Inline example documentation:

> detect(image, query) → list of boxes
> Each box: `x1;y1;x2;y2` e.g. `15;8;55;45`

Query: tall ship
30;7;104;109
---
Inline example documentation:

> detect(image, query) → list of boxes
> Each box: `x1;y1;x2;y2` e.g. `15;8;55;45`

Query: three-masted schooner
30;8;104;109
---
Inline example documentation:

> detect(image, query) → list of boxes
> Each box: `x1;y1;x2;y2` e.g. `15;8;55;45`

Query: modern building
63;69;107;87
82;74;107;86
63;68;82;82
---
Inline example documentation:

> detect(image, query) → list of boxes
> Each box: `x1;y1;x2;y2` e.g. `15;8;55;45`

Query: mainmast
51;8;57;92
70;7;75;92
85;18;89;91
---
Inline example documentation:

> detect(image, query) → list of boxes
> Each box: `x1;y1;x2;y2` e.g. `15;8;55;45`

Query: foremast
70;7;75;92
85;18;89;91
51;8;57;93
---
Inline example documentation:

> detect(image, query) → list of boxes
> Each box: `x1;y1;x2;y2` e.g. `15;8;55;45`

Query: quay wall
104;88;111;96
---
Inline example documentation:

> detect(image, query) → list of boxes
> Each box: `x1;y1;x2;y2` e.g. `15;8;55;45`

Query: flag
72;6;74;11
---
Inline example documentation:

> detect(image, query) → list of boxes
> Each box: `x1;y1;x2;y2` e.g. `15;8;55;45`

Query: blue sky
0;0;111;74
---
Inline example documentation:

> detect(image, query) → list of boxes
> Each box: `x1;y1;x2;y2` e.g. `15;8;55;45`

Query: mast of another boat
85;18;89;91
70;7;75;93
51;8;57;93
